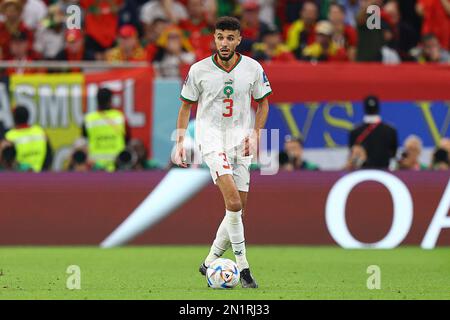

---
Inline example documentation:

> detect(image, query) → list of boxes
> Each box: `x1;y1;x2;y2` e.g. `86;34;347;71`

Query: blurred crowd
0;0;449;78
279;95;450;172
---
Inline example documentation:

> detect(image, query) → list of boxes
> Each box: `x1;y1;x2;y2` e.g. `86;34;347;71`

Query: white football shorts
202;151;253;192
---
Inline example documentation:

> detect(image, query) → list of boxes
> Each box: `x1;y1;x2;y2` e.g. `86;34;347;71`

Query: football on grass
206;258;240;289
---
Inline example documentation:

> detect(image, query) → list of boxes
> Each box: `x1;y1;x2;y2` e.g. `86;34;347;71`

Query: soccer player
174;16;272;288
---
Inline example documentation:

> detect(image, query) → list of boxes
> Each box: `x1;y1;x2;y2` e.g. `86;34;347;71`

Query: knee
226;198;242;212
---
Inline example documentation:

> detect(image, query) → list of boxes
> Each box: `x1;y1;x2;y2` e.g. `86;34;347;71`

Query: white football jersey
180;53;272;156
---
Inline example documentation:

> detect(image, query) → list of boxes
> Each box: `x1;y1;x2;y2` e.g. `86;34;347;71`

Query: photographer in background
279;136;319;171
349;95;398;169
431;148;450;170
0;140;31;172
115;148;138;171
438;137;450;160
396;135;428;170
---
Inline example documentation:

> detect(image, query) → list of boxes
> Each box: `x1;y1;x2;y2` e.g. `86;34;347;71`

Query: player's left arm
246;98;269;156
248;63;272;156
254;97;269;140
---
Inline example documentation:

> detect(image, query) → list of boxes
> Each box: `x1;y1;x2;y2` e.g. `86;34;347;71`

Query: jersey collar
212;52;242;73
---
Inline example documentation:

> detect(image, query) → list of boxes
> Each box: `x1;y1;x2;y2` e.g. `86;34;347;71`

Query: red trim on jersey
212;53;242;73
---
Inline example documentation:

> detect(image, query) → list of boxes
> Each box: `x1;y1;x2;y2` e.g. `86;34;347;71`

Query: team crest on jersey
223;85;234;98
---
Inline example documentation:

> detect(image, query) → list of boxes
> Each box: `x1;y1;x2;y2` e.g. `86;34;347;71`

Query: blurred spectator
67;138;89;172
181;0;215;27
144;18;170;62
431;148;449;170
5;105;53;172
438;137;450;165
383;0;419;61
106;25;146;62
33;4;65;59
66;138;105;171
338;0;360;27
252;26;296;61
344;144;367;170
349;95;398;169
140;0;188;27
397;135;428;170
439;137;450;156
217;0;237;17
328;1;357;61
118;0;142;34
413;33;450;63
278;136;319;171
153;25;195;78
54;29;96;71
179;0;215;60
248;0;276;28
0;140;32;171
277;0;318;26
82;88;129;172
356;0;388;62
380;23;401;64
285;0;318;59
0;0;33;60
80;0;123;60
128;138;160;170
115;148;137;171
238;0;270;55
302;20;348;61
398;0;422;43
6;31;37;75
21;0;47;30
69;149;92;172
416;0;450;50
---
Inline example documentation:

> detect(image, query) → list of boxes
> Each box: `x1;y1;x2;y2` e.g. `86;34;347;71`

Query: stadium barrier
0;170;449;247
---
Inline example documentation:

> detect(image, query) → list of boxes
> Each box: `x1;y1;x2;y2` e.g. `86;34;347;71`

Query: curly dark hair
215;16;241;33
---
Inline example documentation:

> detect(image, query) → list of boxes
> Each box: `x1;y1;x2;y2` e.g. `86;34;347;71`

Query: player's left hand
244;131;259;157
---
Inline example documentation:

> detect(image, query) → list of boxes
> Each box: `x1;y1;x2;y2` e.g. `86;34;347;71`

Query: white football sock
225;209;249;270
204;215;230;266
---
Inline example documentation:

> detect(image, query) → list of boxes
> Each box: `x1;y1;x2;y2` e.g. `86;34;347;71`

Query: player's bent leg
216;174;244;262
216;175;258;288
201;215;230;275
200;153;235;274
200;174;238;276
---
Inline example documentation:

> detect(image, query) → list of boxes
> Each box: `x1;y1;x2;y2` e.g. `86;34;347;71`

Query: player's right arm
175;65;199;167
174;101;193;168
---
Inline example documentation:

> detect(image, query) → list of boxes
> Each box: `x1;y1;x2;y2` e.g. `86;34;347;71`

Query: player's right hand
174;144;188;168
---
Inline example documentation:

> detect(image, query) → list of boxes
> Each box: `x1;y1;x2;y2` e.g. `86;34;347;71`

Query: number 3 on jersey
223;98;233;117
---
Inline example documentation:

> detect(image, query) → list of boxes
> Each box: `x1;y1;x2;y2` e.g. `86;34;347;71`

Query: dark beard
217;51;235;62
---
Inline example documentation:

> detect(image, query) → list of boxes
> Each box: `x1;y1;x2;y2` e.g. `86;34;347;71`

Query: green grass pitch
0;246;449;300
